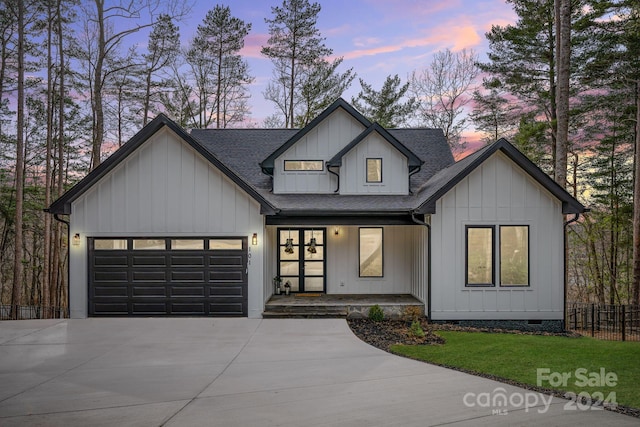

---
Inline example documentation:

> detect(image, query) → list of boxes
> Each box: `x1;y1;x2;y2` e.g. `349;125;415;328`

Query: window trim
499;225;530;287
465;225;495;287
359;227;384;278
283;160;324;171
365;158;383;183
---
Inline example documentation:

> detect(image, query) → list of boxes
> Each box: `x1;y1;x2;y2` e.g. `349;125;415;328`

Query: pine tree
351;75;416;128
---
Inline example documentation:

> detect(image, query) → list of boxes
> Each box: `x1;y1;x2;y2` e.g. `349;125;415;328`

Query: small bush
368;304;384;322
403;306;422;322
409;320;425;338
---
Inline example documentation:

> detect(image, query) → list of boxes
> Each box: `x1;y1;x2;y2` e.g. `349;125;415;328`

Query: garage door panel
89;237;247;317
132;255;167;267
171;271;205;282
94;271;128;282
93;302;129;314
171;255;205;266
210;255;243;267
170;286;205;297
209;286;244;297
209;303;244;316
171;302;206;314
132;271;167;282
132;303;167;315
132;286;167;297
94;255;128;267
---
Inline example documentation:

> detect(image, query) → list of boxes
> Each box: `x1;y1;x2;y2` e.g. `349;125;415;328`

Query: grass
391;331;640;409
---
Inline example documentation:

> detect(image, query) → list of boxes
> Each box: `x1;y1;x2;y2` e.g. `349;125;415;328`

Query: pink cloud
241;33;269;58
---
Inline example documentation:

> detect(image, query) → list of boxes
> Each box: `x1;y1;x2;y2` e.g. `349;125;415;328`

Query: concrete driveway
0;318;636;426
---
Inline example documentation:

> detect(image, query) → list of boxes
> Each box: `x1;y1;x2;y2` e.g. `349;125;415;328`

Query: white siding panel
68;128;265;318
273;108;365;193
430;152;565;321
341;133;409;195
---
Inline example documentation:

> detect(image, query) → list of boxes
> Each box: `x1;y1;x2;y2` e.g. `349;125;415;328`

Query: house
47;98;586;330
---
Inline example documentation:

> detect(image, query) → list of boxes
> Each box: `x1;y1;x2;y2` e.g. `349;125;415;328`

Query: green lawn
391;331;640;409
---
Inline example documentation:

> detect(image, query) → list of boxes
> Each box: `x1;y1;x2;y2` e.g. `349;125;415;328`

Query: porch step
263;304;348;319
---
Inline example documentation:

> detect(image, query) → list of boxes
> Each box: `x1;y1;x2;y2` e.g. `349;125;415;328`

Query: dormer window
366;158;382;183
284;160;324;171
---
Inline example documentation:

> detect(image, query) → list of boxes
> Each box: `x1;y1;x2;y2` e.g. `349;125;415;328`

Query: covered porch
263;293;424;319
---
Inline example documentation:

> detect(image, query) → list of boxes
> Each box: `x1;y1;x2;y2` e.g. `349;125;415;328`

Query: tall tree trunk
54;0;65;309
633;80;640;306
91;0;105;170
554;0;570;188
11;0;25;319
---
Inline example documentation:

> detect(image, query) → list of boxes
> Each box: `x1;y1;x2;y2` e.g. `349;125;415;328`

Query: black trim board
48;114;277;215
259;98;372;175
415;138;586;215
266;214;418;226
327;123;423;171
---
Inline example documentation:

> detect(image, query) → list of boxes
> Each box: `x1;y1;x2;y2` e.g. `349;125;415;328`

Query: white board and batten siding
273;108;365;194
340;132;409;195
430;152;564;321
69;128;265;318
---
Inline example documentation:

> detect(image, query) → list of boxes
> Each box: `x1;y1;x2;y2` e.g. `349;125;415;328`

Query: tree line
0;0;638;318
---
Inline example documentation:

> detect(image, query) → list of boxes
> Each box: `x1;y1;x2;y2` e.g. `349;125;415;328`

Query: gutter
408;164;421;195
563;212;581;331
411;212;431;320
327;165;340;193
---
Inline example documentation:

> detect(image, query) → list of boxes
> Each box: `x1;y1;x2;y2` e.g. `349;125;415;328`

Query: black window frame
365;158;383;183
359;227;384;278
283;160;324;172
465;225;495;287
499;225;530;287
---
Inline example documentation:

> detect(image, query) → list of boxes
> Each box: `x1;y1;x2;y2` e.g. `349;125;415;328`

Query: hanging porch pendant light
284;229;294;254
307;229;317;254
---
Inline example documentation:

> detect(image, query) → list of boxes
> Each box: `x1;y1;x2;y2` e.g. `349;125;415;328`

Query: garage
88;237;248;316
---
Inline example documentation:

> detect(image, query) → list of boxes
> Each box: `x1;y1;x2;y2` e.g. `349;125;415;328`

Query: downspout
563;213;580;331
411;212;431;320
327;165;340;193
408;165;421;195
51;211;71;318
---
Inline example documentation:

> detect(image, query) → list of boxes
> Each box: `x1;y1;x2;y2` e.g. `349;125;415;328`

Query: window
94;239;127;250
359;228;383;277
284;160;323;171
500;226;529;286
466;226;494;286
209;239;243;250
366;158;382;183
171;239;204;250
133;239;166;250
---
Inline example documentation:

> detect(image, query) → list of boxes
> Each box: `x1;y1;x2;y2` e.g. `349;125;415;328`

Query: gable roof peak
260;98;372;175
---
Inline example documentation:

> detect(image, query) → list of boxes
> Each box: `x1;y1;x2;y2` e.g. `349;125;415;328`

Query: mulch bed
346;318;640;419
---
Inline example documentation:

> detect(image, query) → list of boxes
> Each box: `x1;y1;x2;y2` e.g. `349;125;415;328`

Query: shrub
368;304;384;322
409;320;425;338
403;306;422;322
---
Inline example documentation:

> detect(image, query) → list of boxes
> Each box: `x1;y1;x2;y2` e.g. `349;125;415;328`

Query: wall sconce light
252;233;258;246
72;233;81;246
334;227;339;236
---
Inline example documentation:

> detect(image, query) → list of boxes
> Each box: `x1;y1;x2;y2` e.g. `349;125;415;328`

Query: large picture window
500;226;529;286
359;228;383;277
366;158;382;183
466;226;494;286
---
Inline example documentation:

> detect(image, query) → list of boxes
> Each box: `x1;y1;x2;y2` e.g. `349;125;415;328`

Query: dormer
327;123;423;195
259;99;424;196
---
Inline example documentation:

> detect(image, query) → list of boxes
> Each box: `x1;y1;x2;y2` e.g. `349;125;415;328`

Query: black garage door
89;237;248;316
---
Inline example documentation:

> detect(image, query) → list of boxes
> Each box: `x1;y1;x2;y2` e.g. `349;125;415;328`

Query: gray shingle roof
190;127;454;214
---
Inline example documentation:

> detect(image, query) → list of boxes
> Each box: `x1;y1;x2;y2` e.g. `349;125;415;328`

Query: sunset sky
172;1;516;139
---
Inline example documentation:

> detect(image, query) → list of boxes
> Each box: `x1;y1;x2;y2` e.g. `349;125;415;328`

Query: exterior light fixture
307;229;317;253
252;233;258;246
334;227;339;236
72;233;81;246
